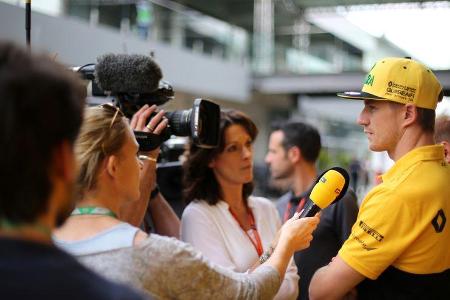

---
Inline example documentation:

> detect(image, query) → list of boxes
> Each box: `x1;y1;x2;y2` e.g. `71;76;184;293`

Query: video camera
74;53;220;151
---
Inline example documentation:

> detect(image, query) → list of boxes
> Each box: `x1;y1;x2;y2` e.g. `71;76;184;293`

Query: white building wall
0;2;251;102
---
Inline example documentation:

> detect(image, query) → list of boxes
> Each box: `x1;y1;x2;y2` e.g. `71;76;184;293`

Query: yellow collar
382;145;445;183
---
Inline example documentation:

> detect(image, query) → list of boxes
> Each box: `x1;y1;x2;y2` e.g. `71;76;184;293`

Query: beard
269;177;292;192
54;181;77;228
269;164;295;192
271;163;295;181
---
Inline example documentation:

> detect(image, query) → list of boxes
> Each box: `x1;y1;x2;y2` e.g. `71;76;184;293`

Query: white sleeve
181;203;237;270
267;199;299;300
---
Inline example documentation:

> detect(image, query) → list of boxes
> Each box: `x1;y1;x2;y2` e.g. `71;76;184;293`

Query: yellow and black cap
338;57;443;110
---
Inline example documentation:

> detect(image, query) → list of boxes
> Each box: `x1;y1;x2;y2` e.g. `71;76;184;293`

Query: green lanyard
71;207;117;218
0;218;51;237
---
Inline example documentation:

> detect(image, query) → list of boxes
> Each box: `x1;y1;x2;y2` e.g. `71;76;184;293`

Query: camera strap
134;131;166;152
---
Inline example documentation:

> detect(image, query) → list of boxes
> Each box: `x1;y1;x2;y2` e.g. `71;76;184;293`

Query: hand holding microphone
256;167;348;279
265;167;350;259
279;213;320;254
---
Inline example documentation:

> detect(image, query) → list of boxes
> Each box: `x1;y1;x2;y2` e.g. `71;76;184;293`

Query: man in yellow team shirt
309;57;450;299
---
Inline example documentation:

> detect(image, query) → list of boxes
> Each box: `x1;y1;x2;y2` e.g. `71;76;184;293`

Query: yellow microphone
298;167;349;218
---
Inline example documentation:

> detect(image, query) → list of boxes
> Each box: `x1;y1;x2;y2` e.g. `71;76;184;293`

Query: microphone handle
298;200;321;219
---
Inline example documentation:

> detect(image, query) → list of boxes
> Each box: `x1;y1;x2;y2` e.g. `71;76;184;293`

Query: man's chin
270;178;291;191
369;144;385;152
272;173;288;181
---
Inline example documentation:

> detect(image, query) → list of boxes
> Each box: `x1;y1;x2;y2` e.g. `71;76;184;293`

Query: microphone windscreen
309;169;346;209
95;53;162;93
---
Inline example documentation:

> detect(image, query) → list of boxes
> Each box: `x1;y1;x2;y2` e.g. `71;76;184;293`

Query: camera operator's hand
130;104;168;156
130;104;168;135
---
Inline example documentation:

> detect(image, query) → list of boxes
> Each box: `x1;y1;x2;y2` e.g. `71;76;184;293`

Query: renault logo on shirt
432;209;446;233
359;221;384;242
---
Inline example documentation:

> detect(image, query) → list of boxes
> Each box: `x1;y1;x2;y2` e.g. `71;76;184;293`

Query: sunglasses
97;103;124;128
95;104;125;156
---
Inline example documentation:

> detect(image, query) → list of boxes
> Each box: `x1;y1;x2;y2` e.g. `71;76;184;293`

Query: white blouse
181;196;299;300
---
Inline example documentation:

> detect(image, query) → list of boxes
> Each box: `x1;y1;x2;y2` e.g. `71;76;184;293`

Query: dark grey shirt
277;189;358;300
0;237;146;300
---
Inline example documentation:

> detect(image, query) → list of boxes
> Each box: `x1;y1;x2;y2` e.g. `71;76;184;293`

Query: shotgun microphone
95;53;163;94
298;167;349;218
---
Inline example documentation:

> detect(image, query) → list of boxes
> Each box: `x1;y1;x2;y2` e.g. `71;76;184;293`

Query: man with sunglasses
0;42;146;299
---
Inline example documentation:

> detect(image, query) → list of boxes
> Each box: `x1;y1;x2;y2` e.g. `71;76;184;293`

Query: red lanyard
284;197;306;222
229;208;264;256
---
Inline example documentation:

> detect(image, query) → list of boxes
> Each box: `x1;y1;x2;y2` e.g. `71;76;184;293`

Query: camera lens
135;99;220;152
166;110;191;137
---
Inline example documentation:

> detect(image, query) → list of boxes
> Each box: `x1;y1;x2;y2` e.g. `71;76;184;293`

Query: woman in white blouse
182;109;317;299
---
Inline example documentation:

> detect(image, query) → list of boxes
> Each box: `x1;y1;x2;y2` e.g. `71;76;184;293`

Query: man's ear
287;146;301;163
52;140;76;182
403;104;418;127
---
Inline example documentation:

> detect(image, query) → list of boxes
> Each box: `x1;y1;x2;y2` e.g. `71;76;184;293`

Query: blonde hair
75;105;128;198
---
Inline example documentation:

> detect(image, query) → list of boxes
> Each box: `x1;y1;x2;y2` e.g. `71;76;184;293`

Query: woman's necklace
229;207;264;256
71;206;117;218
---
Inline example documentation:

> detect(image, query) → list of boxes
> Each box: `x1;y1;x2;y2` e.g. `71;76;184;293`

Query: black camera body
127;97;220;151
74;54;220;151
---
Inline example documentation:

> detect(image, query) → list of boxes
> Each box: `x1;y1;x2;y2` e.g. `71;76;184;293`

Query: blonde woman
53;103;169;253
54;104;319;299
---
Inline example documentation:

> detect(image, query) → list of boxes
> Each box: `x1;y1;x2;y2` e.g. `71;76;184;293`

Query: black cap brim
337;91;386;101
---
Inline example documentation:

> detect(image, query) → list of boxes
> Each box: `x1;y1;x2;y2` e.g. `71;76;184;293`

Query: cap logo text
386;81;416;101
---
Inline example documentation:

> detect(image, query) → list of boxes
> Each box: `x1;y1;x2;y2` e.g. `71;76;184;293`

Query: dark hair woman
182;109;319;299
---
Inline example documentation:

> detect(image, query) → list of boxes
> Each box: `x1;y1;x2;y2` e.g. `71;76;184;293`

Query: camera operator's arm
147;189;180;238
120;105;173;229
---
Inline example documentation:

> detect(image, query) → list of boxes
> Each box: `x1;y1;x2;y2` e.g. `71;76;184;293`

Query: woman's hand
278;213;320;253
129;104;169;157
254;213;320;285
130;104;168;134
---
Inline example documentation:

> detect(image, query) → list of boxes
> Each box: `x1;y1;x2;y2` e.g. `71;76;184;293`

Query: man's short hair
0;42;85;224
389;102;436;133
271;121;321;163
417;107;436;133
435;116;450;143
